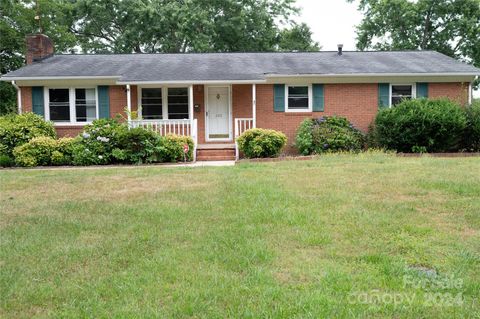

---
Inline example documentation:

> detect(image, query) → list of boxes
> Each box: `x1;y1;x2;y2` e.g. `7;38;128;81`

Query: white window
391;84;415;106
48;89;70;122
46;87;98;124
141;88;163;119
168;88;189;119
75;88;97;122
286;85;312;112
139;87;190;120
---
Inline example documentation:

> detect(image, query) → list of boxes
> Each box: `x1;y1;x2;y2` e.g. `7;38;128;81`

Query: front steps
196;144;236;161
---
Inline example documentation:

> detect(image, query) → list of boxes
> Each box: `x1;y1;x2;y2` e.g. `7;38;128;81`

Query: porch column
188;85;194;121
468;82;473;105
252;84;256;128
126;84;131;122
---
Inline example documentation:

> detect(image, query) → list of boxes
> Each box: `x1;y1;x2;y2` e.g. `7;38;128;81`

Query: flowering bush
295;116;364;155
72;119;127;165
237;128;287;158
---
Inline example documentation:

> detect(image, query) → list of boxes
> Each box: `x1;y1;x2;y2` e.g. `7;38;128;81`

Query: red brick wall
429;82;469;105
109;85;138;119
193;85;206;143
17;82;470;146
256;84;378;151
55;126;84;138
21;87;32;113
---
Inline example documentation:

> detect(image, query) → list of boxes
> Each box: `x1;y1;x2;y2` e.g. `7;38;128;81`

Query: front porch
126;84;258;160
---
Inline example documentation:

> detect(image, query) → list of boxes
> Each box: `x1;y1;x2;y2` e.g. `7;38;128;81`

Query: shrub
13;136;59;167
295;116;364;155
373;99;467;152
114;127;162;164
237;128;287;158
73;118;128;165
464;100;480;151
0;113;56;157
157;134;195;162
0;154;14;167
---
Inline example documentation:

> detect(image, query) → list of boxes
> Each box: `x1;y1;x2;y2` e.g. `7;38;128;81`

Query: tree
0;0;77;114
71;0;317;53
348;0;480;87
0;0;319;114
277;23;320;51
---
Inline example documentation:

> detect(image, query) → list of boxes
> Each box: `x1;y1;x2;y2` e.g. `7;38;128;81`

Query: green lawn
1;153;479;318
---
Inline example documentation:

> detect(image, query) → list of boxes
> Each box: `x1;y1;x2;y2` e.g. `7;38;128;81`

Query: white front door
206;86;230;140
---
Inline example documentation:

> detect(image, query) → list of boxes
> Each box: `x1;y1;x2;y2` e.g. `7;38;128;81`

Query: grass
0;152;479;318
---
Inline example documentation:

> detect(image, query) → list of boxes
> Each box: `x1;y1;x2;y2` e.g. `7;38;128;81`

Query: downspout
126;84;131;122
11;81;22;114
468;82;472;105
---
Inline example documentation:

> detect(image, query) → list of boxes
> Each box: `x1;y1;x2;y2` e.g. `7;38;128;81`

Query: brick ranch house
2;34;479;160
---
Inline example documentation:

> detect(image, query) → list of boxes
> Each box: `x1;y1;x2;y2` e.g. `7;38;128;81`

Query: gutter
11;81;21;114
264;72;480;78
0;75;121;81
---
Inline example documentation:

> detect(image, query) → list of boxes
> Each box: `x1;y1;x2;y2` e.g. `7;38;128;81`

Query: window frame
389;83;416;107
285;84;312;112
44;87;99;125
137;86;191;120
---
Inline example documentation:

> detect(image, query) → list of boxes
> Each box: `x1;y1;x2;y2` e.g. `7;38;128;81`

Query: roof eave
0;75;121;81
264;72;480;77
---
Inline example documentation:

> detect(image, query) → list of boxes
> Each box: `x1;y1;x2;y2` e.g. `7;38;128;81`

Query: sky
294;0;478;97
294;0;363;51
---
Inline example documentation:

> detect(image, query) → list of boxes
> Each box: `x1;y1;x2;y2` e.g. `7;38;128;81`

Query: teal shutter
312;84;324;112
32;86;44;116
98;86;110;118
416;83;428;98
378;83;390;108
274;84;285;112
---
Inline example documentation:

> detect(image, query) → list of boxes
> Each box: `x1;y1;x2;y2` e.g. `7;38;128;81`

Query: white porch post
252;83;256;128
12;81;22;114
126;84;132;122
189;85;194;122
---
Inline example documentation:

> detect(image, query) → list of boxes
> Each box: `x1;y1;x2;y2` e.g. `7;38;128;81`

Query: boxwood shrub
373;99;467;152
295;116;364;155
157;134;195;162
237;128;287;158
13;136;76;167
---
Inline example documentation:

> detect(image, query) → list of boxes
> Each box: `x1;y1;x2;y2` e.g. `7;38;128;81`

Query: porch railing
129;119;198;161
234;118;254;160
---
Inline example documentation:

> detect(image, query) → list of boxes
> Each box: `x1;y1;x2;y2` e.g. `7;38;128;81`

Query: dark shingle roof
3;51;479;81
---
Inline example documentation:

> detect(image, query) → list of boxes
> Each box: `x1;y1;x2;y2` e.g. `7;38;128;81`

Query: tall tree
277;23;320;51
0;0;319;114
0;0;76;114
71;0;316;53
348;0;480;86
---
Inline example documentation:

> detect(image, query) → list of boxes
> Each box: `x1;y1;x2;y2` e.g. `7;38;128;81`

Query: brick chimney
26;34;54;64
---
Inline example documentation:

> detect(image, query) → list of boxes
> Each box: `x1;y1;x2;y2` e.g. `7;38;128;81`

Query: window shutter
274;84;285;112
417;83;428;98
378;83;390;108
32;86;44;116
98;86;110;119
312;84;324;112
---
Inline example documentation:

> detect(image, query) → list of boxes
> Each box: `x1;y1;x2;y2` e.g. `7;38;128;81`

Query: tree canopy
349;0;480;80
0;0;319;114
